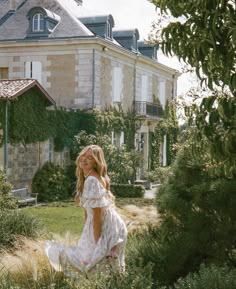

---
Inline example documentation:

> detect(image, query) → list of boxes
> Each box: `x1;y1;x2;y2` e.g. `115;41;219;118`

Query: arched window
32;13;44;31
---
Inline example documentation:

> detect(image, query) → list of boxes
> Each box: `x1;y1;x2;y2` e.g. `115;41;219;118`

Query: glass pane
33;13;44;31
39;14;44;30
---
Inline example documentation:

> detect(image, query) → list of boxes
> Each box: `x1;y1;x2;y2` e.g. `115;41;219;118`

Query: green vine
0;90;54;145
150;101;179;169
52;108;96;152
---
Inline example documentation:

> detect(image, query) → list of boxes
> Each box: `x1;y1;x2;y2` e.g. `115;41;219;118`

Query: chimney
9;0;17;10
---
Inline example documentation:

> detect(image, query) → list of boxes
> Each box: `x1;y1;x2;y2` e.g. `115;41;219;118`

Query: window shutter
32;61;42;84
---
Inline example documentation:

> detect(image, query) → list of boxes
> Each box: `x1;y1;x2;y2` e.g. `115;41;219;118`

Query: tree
150;0;236;93
150;0;236;177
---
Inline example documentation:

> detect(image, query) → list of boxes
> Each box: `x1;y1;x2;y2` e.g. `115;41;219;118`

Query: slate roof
0;0;24;20
79;15;114;27
0;0;160;61
0;0;93;40
0;79;55;105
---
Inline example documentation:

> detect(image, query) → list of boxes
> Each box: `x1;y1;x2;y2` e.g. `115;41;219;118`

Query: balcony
133;101;164;118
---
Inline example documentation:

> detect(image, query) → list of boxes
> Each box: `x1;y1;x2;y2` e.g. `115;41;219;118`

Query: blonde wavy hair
76;145;111;196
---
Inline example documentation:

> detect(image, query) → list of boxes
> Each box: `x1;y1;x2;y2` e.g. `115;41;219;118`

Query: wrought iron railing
133;101;164;118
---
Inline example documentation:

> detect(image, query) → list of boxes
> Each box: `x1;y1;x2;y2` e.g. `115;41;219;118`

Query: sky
82;0;196;95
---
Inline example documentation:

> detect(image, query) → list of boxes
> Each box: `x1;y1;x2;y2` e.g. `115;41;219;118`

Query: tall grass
0;236;153;289
0;209;46;250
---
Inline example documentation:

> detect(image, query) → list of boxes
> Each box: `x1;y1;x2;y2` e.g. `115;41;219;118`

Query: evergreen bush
32;162;71;202
174;264;236;289
128;141;236;287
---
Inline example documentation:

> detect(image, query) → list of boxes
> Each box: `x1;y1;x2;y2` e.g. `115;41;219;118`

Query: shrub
110;184;145;198
0;209;46;250
0;169;16;210
71;131;142;184
146;166;172;184
65;163;77;194
175;264;236;289
128;142;236;287
32;162;71;202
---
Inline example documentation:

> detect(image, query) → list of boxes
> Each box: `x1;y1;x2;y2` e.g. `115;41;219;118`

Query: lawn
23;203;85;237
23;198;155;237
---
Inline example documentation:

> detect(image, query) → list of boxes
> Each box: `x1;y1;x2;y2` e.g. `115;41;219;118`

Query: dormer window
27;7;60;38
33;13;44;31
113;29;140;53
79;14;114;40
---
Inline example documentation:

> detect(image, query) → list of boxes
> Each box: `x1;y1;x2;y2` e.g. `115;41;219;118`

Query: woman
45;145;127;279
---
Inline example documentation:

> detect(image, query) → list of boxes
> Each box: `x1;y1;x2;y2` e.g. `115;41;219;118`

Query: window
112;67;123;103
27;8;60;38
25;61;42;84
111;131;124;147
0;67;9;79
48;138;54;162
33;13;44;31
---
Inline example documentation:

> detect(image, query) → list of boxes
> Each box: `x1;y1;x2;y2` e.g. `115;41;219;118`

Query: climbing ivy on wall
52;108;96;151
0;92;97;149
0;94;138;154
150;101;179;169
93;106;139;151
8;89;54;144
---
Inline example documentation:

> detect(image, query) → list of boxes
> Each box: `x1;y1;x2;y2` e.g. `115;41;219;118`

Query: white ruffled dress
45;176;127;278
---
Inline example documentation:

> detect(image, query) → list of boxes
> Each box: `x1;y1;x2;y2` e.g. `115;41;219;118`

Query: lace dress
45;176;127;278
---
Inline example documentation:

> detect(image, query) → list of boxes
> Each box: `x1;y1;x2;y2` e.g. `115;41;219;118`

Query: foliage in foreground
0;257;153;289
128;136;236;287
174;264;236;289
150;0;235;93
150;0;236;178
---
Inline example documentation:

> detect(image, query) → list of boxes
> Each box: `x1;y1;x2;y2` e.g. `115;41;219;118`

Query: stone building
0;0;179;188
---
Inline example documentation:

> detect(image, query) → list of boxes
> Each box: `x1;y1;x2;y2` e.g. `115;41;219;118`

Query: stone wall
6;141;50;189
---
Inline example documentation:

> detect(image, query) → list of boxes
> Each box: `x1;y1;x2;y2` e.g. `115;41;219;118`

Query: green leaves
192;92;236;177
151;0;236;94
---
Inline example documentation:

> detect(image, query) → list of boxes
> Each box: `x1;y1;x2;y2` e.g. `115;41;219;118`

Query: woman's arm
92;207;102;243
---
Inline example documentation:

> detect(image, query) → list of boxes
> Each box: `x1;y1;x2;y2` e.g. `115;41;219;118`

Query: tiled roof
0;79;55;105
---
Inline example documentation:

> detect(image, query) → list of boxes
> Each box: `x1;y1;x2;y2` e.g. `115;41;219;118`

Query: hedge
110;184;145;198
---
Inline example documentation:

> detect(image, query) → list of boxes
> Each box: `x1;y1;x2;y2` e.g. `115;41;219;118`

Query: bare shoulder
88;174;106;189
